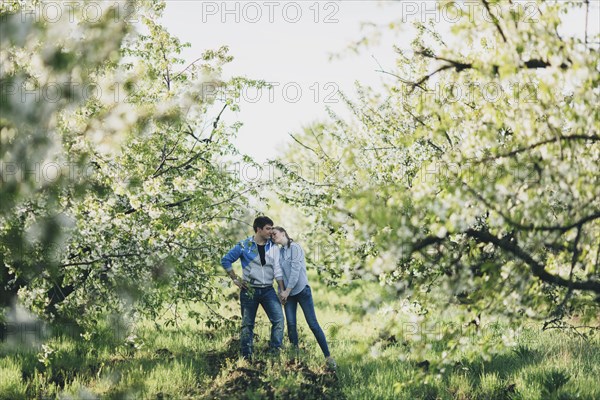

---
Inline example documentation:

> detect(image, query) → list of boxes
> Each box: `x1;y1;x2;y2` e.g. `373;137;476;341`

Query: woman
271;226;336;369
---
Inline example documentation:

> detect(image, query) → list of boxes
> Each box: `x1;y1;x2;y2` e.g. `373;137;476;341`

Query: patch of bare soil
203;358;345;400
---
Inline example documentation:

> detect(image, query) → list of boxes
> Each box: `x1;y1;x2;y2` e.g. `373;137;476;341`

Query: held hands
279;288;291;305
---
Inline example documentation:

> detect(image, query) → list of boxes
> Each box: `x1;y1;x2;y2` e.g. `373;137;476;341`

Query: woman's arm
280;243;304;301
286;243;304;291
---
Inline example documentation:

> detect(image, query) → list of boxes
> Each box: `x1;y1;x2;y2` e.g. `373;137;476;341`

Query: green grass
1;273;599;399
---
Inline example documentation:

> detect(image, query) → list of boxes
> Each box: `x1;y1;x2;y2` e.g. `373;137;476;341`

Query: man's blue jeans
284;285;330;357
240;286;284;358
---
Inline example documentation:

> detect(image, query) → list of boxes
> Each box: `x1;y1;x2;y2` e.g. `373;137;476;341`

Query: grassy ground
1;273;599;399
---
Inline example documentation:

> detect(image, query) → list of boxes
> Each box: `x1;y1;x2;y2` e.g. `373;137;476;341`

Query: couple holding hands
221;216;336;369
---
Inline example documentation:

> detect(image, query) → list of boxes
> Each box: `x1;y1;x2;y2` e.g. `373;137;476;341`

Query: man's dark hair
253;216;274;232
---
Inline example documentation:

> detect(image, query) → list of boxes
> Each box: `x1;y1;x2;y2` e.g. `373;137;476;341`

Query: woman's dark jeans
284;285;330;357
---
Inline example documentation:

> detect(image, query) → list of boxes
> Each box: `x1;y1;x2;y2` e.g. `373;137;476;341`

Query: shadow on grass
91;334;243;399
333;352;440;400
1;324;236;399
3;323;345;399
329;343;570;400
458;344;542;382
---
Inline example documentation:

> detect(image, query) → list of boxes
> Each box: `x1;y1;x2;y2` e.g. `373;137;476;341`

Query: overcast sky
160;1;599;163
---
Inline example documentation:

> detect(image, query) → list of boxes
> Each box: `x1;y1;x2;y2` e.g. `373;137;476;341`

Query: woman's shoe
325;356;337;370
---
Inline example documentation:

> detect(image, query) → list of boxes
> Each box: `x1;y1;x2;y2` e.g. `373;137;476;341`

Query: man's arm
221;243;247;289
227;269;247;290
277;279;286;304
276;279;285;292
273;249;283;288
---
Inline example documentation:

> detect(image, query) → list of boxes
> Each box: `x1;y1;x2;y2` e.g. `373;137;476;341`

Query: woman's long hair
273;226;294;248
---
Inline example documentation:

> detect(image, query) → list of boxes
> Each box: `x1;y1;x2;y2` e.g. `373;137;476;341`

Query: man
221;216;284;359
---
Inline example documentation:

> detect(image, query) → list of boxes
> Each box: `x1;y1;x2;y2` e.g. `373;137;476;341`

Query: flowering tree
1;0;262;326
273;0;599;333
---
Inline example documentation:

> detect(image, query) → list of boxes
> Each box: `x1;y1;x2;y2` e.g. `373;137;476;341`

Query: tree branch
211;104;227;139
309;127;333;161
482;0;507;43
473;134;600;163
464;228;600;294
406;51;570;89
289;133;321;158
459;179;600;233
585;0;590;45
172;56;204;80
375;68;428;92
161;47;171;91
59;252;145;267
152;135;182;177
152;150;212;179
164;197;193;208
